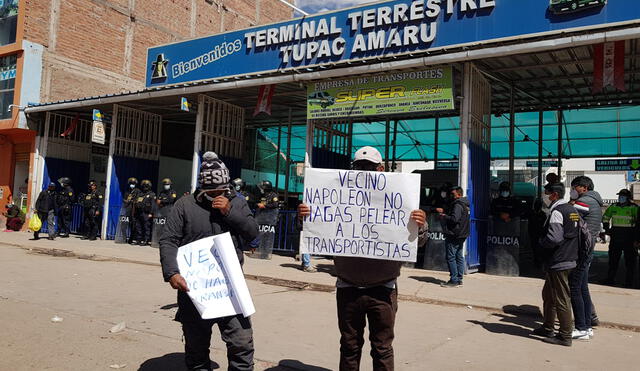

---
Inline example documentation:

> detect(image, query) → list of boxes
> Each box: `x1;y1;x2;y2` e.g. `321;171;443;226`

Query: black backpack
577;215;594;263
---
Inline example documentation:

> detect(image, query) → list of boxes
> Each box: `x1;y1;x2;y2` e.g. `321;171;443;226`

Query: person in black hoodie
159;151;258;371
34;182;58;240
56;177;75;238
437;186;470;287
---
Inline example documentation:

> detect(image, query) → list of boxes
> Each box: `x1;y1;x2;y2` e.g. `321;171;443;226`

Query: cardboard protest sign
300;168;420;262
177;233;255;319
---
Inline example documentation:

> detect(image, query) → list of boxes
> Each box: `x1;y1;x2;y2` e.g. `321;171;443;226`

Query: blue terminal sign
145;0;638;88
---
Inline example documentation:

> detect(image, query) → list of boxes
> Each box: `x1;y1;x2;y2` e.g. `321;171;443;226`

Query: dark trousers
607;239;638;286
181;315;254;371
445;237;466;283
135;212;152;243
542;269;573;339
337;286;397;371
58;206;72;236
83;209;99;239
34;210;55;239
570;257;593;331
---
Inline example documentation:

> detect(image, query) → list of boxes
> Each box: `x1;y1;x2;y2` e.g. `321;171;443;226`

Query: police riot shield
486;217;521;276
422;213;449;271
114;206;131;244
151;205;172;248
252;208;279;259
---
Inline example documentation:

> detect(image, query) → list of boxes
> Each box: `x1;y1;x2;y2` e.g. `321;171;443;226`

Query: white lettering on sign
172;40;241;78
244;0;494;65
487;235;520;246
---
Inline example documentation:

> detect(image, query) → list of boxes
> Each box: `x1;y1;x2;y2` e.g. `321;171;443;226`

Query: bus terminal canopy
25;0;640;163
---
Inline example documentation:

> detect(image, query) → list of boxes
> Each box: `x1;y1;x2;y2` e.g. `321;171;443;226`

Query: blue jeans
445;237;466;283
570;255;593;331
302;253;311;267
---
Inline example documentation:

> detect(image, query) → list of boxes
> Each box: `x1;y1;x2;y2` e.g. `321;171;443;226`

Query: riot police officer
257;180;279;210
231;177;253;205
81;180;103;240
124;177;141;244
157;178;177;209
490;181;521;221
57;177;75;237
134;179;156;246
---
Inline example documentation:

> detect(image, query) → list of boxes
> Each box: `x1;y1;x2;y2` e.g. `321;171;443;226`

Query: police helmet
141;179;152;189
161;178;172;185
128;177;138;185
258;180;273;192
499;181;511;192
58;177;72;186
231;178;245;192
88;180;97;188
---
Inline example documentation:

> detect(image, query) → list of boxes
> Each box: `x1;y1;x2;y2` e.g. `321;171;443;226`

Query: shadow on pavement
160;303;178;310
467;320;533;339
263;359;332;371
408;275;447;286
138;353;220;370
279;263;336;276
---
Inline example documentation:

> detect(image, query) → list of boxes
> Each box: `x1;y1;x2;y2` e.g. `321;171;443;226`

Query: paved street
1;244;639;371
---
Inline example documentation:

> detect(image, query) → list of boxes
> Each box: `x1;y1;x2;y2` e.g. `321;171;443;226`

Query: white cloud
295;0;377;14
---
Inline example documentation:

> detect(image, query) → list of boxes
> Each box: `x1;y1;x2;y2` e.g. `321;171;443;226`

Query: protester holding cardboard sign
159;151;259;371
298;146;426;371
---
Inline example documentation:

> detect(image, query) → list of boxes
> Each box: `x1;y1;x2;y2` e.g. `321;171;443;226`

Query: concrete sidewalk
2;230;639;331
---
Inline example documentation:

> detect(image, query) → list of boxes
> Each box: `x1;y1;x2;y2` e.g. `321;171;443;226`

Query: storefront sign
91;109;105;145
435;161;459;170
595;158;640;171
307;67;453;119
145;0;637;88
300;168;421;262
526;160;558;168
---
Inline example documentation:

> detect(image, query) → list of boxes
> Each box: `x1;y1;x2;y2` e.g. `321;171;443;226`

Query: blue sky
295;0;374;14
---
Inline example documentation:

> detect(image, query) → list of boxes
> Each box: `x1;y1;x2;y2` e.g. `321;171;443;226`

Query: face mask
500;191;510;198
235;185;241;192
441;192;447;198
129;184;135;189
203;193;214;201
164;185;171;191
7;203;14;208
619;196;628;204
542;194;552;208
569;189;579;200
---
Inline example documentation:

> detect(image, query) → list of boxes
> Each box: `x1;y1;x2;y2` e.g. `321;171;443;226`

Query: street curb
5;241;640;333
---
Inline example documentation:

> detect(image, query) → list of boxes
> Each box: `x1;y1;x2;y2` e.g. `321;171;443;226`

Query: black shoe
60;234;69;238
138;240;145;246
47;237;55;241
543;335;572;347
591;317;600;327
129;240;138;245
88;237;97;241
80;236;88;240
30;237;40;241
457;281;463;287
532;327;555;338
440;281;459;288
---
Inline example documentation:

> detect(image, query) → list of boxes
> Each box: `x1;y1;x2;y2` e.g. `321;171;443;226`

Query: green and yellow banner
307;67;454;120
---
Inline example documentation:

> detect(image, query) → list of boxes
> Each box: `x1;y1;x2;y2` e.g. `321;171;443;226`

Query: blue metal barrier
274;210;299;253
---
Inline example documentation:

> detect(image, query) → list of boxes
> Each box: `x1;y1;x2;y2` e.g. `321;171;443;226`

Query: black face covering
142;185;150;191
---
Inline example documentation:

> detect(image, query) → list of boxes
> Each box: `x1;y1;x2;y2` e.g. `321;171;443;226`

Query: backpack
577;216;594;263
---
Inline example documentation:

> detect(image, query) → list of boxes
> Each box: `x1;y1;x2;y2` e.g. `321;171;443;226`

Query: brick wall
22;0;294;102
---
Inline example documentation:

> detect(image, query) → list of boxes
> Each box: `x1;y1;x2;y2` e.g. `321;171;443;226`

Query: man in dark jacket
134;179;156;246
159;151;258;371
56;177;75;238
80;180;103;241
568;176;603;340
297;146;427;371
533;183;579;347
34;182;58;240
437;186;470;287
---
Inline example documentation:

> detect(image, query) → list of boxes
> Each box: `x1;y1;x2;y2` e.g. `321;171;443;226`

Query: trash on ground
109;364;127;369
51;316;63;323
466;305;473;309
109;322;126;333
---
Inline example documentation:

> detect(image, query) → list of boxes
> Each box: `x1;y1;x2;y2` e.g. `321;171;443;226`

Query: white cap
353;146;383;164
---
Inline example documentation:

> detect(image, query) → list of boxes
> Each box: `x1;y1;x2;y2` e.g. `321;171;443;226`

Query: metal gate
103;105;162;239
200;94;245;165
309;119;351;169
461;62;492;272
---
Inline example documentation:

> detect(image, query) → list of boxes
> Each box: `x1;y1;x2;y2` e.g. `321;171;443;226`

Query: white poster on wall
300;168;421;262
177;233;255;319
91;121;106;145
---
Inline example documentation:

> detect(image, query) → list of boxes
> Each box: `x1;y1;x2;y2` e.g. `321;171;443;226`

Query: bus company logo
151;53;169;81
549;0;607;15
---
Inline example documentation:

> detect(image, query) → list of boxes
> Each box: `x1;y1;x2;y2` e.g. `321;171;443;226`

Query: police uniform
260;191;280;210
157;188;178;208
124;187;142;243
603;199;639;286
134;188;156;244
57;185;75;237
82;189;103;240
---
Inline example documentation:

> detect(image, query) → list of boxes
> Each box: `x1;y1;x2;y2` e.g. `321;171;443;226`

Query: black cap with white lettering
199;151;230;190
